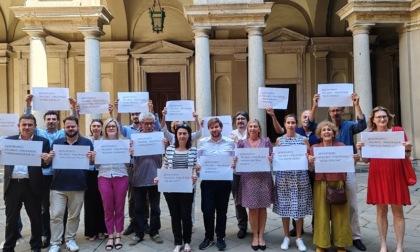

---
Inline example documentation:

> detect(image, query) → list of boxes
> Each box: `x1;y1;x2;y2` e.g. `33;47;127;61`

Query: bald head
300;110;310;127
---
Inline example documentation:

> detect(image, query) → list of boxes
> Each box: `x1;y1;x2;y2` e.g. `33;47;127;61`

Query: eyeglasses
374;115;388;120
329;109;342;113
106;125;116;129
236;117;247;121
175;123;189;129
142;121;154;126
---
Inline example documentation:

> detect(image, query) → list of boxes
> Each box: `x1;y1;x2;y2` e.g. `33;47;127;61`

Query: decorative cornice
10;6;113;34
184;3;274;29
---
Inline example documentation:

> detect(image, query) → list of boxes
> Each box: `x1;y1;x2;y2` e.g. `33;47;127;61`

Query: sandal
114;236;123;250
106;237;114;251
88;235;97;241
98;233;106;240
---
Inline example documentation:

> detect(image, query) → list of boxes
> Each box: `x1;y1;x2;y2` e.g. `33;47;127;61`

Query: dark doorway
266;84;297;142
147;72;181;121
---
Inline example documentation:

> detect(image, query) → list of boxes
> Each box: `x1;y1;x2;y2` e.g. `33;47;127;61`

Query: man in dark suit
2;114;51;252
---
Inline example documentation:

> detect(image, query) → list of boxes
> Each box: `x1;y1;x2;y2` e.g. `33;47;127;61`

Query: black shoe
199;238;215;250
259;245;266;251
123;223;134;236
251;244;259;251
41;238;50;249
237;229;247;239
353;239;367;251
216;237;226;251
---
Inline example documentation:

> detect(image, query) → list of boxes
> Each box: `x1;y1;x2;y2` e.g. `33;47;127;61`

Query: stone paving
0;164;419;252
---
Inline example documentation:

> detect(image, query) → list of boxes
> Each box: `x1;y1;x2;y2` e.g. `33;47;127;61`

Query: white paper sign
157;169;193;193
94;139;130;164
52;145;90;169
0;139;43;166
314;146;354;173
235;148;270;172
77;92;110;114
0;114;19;136
273;145;308;171
117;92;149;113
199;155;233;180
202;115;233;137
33;87;70;111
131;132;165;156
165;100;195;121
361;132;405;159
258;87;289;109
317;83;353;107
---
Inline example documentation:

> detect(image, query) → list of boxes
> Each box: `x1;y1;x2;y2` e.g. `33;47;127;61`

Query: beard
211;131;221;138
66;129;79;138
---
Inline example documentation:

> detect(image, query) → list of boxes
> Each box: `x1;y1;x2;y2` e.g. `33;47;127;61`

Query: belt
12;178;29;182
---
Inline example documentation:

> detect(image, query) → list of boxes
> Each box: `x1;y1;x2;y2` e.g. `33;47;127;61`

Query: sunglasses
175;123;189;130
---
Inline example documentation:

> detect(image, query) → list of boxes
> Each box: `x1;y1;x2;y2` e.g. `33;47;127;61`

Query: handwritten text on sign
361;131;405;159
257;87;289;109
33;87;70;111
317;83;353;107
77;92;110;114
0;114;19;136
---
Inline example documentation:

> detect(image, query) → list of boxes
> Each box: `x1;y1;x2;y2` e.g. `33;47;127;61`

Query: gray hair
139;112;155;122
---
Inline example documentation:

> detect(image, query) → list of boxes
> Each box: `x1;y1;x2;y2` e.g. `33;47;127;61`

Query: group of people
1;93;413;252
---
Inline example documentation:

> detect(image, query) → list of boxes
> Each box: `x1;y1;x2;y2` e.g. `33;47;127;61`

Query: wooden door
147;72;181;121
266;84;297;142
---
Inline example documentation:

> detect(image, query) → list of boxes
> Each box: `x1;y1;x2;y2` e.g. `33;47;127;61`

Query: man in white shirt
230;111;249;239
198;118;235;251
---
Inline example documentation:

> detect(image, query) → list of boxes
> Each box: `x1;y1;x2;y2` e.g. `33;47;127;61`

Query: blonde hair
102;118;125;140
246;119;262;139
315;120;338;140
368;106;394;131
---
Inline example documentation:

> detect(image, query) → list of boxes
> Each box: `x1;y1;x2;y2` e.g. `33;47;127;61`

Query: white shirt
197;136;235;157
97;163;128;178
231;128;247;140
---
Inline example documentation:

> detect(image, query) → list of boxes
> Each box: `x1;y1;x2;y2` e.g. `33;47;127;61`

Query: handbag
402;158;417;186
326;180;347;205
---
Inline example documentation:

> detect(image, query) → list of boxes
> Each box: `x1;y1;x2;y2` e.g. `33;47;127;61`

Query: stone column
80;27;104;130
350;25;373;117
23;27;48;128
193;27;212;118
247;26;266;135
0;44;11;113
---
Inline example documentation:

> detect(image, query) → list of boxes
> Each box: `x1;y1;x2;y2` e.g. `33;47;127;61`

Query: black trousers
41;175;53;238
133;186;161;238
4;179;42;251
201;181;231;240
164;192;194;245
127;167;150;227
84;170;107;237
232;174;248;230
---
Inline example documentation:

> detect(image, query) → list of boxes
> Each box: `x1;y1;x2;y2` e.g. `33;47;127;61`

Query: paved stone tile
0;165;419;251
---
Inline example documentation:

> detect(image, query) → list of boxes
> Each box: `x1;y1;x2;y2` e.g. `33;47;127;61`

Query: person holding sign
197;118;235;251
230;111;250;240
84;120;107;242
160;107;202;144
48;116;95;252
356;107;412;252
154;124;197;252
25;94;77;249
307;121;357;252
232;119;273;251
2;114;51;252
95;118;130;251
273;114;312;252
308;93;367;252
129;112;168;246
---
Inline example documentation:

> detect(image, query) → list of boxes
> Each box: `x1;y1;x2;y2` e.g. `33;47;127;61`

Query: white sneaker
296;238;307;252
49;245;61;252
281;236;290;250
173;245;183;252
184;243;192;252
66;240;79;252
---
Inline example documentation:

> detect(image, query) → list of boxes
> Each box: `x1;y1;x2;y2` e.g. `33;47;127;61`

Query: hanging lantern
149;0;166;33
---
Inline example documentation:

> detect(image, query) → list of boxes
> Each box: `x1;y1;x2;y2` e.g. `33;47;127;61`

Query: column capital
79;27;105;40
22;26;47;39
348;24;374;35
313;51;329;59
246;26;264;36
193;27;211;38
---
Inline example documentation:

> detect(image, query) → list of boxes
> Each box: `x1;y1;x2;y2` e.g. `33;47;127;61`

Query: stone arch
265;3;312;37
215;75;231;116
0;8;6;41
101;0;128;41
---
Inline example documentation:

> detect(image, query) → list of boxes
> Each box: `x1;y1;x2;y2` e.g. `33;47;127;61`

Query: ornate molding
184;3;273;29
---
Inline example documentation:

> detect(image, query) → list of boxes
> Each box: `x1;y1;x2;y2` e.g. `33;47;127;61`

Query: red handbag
402;159;417;186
